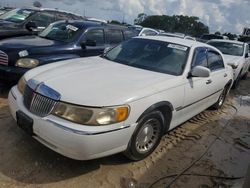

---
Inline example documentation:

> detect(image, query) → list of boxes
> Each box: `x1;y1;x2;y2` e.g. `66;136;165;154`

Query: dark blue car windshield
0;9;34;23
39;22;81;42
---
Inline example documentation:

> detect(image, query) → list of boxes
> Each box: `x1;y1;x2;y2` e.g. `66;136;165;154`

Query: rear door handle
206;79;212;84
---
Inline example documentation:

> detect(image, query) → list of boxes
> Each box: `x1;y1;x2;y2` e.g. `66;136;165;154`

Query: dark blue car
0;20;136;83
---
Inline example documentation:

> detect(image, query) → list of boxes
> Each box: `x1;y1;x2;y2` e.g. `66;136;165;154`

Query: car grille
0;50;8;66
23;85;58;117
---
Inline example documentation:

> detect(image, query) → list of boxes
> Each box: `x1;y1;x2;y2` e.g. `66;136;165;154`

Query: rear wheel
124;111;164;161
232;73;241;89
242;72;248;80
212;86;229;110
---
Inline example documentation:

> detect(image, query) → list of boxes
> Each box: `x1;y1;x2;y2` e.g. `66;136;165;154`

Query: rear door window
30;12;56;28
84;29;104;46
105;29;123;44
123;30;136;40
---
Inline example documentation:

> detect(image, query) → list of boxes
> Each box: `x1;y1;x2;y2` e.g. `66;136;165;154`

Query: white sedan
8;36;233;161
208;39;250;88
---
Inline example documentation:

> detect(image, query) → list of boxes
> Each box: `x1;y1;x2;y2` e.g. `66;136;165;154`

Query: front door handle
206;79;212;84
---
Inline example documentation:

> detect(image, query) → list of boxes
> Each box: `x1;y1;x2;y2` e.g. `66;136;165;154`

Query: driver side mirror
245;53;249;58
25;21;37;31
189;66;211;78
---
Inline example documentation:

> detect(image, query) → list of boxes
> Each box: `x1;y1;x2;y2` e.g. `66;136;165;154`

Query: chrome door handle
224;73;228;77
206;79;212;84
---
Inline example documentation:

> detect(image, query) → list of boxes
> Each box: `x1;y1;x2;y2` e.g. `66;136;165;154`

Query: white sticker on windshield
168;44;188;51
232;44;242;48
22;10;32;15
66;25;79;31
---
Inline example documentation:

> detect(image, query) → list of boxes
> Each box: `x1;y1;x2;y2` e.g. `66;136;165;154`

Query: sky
1;0;250;34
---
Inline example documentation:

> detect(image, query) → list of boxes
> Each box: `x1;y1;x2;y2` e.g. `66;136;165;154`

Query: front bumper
0;65;27;83
8;86;136;160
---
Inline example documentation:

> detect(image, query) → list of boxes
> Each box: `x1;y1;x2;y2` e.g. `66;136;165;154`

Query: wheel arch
136;101;173;134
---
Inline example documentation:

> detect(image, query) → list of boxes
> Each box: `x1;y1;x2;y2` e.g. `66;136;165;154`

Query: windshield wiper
39;35;55;41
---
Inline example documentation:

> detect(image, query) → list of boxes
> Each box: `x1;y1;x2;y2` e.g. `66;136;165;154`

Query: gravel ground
0;74;249;188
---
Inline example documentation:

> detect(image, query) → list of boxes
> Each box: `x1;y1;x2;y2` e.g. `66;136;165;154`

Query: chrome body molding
45;118;132;135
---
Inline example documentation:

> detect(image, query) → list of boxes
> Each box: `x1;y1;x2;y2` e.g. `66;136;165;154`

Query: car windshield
0;8;34;23
103;38;189;75
39;22;81;42
158;33;184;39
208;41;244;56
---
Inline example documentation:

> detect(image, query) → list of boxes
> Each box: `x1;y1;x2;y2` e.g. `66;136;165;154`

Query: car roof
158;33;184;39
208;39;245;45
137;36;212;48
17;7;83;17
54;20;131;30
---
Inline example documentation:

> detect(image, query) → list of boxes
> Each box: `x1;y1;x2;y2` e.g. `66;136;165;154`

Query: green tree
33;1;42;8
215;31;221;35
140;15;209;37
134;13;147;25
223;32;238;40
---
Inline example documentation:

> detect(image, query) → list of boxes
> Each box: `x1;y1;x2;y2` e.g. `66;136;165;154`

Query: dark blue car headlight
16;58;39;68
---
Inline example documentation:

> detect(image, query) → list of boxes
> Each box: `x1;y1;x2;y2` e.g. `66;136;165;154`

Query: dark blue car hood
0;20;17;27
0;35;64;50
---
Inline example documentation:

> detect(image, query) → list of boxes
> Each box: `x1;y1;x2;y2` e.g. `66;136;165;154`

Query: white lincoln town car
8;36;233;161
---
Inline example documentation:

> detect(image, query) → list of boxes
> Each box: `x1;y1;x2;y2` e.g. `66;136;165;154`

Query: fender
34;54;81;65
137;101;174;133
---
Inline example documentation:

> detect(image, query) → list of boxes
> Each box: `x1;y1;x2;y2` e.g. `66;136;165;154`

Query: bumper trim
45;118;131;135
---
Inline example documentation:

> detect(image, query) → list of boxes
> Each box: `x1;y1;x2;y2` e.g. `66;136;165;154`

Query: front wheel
124;111;164;161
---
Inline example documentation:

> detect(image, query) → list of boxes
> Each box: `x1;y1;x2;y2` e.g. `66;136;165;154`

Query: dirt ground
0;74;249;188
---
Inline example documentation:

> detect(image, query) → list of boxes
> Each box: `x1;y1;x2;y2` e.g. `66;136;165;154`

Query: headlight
16;58;39;68
52;102;129;126
17;76;27;95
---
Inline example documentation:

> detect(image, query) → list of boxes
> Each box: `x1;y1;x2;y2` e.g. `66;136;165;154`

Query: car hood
0;35;63;50
223;54;243;64
0;20;17;27
25;56;177;106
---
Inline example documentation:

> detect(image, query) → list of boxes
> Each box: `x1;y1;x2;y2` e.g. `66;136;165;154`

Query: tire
212;86;229;110
124;111;164;161
232;73;241;89
242;72;248;80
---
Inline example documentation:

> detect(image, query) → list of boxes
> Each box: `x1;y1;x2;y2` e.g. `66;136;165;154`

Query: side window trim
191;47;208;69
206;48;225;72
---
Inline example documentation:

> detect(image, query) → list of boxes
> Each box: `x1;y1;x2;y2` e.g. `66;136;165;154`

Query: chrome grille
23;86;57;117
0;50;8;66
